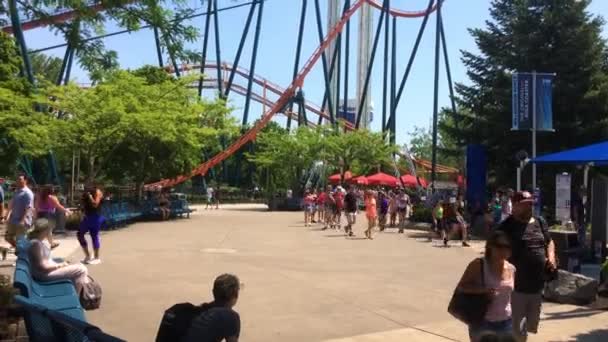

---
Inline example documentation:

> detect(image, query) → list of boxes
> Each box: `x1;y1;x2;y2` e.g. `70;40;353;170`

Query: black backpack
155;302;210;342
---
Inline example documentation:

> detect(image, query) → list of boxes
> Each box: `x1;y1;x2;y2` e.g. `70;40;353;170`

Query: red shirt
335;192;345;209
316;192;327;204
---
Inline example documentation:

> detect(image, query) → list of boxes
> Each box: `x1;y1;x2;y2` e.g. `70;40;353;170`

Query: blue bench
13;238;86;322
13;295;125;342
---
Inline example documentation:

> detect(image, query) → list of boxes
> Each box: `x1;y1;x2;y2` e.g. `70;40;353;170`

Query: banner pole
532;71;537;191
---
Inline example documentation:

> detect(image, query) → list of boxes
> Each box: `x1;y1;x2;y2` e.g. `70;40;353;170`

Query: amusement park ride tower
328;0;373;128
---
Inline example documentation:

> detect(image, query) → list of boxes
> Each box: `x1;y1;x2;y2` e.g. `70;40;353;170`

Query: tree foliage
44;68;235;186
248;127;397;191
442;0;608;187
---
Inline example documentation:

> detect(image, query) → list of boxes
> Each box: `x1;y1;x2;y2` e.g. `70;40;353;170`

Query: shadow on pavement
565;328;608;342
543;307;605;321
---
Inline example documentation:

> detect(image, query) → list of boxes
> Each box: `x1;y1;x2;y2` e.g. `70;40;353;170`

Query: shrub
411;204;432;223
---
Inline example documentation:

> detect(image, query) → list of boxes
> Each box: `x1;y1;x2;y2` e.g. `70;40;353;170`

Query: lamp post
516;150;529;192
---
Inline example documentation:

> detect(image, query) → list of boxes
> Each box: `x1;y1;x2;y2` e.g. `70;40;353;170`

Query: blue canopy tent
531;141;608;165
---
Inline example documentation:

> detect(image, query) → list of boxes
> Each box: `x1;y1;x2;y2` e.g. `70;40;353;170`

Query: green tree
324;129;397;182
30;52;63;83
443;0;608;187
409;126;433;161
0;32;51;176
45;70;234;188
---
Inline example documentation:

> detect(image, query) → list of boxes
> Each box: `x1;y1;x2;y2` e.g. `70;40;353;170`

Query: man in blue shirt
6;175;34;247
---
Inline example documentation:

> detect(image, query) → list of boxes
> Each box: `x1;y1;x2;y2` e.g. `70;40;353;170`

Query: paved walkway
4;204;606;341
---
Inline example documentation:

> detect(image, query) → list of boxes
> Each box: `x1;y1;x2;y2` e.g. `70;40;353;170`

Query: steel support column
381;1;390;132
213;0;224;97
197;0;213;97
56;45;72;85
224;1;258;98
241;0;264;128
288;0;308;130
153;27;164;67
431;0;442;191
313;0;335;124
390;15;397;144
355;0;388;129
386;0;434;131
8;0;34;84
439;8;458;130
343;0;351;128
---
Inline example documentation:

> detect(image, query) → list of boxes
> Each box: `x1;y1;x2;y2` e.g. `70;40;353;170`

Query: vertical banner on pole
555;173;571;223
465;145;487;210
535;74;554;131
512;72;553;131
512;73;533;130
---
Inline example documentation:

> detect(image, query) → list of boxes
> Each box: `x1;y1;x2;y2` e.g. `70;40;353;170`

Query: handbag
447;258;492;326
80;276;102;310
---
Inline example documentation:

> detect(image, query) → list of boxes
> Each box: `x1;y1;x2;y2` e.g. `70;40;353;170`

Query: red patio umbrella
400;174;428;188
350;175;368;185
366;172;398;187
328;171;352;184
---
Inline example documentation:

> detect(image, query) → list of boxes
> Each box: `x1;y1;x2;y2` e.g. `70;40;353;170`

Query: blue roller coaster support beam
224;1;257;98
390;0;434;124
318;36;341;126
431;0;443;191
153;27;164;67
439;8;458;130
8;0;34;84
343;0;350;130
313;0;335;124
241;0;264;128
56;45;72;85
164;33;181;78
355;0;388;129
334;35;342;126
197;0;213;97
64;48;75;85
287;0;307;130
382;1;390;133
213;0;224;97
390;15;397;144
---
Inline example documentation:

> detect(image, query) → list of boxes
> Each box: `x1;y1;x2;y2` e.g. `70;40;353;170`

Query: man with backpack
156;274;241;342
497;191;556;342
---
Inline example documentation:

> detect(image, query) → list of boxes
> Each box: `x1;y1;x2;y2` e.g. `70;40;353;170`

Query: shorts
433;220;447;231
6;223;28;242
512;291;543;336
398;207;407;214
346;212;356;225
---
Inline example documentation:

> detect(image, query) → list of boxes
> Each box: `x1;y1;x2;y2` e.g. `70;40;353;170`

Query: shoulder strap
479;258;485;287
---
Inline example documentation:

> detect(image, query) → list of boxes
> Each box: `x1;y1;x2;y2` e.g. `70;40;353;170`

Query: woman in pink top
35;185;71;249
456;231;515;341
364;191;377;240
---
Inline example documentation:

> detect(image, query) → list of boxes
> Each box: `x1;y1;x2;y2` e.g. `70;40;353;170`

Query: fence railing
13;295;125;342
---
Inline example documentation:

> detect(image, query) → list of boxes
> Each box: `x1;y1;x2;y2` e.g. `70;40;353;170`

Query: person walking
378;191;389;231
364;191;377;239
35;185;71;249
316;187;327;223
388;191;397;227
303;190;315;227
205;186;214;210
456;231;516;341
431;200;445;243
343;186;357;237
5;175;34;247
497;191;556;342
78;185;104;265
396;190;410;233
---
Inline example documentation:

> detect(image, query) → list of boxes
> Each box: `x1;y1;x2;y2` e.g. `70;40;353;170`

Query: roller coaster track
1;0;438;33
146;0;441;189
174;61;352;130
1;0;440;189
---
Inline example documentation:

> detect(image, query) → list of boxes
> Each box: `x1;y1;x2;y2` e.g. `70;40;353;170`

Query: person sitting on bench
28;218;90;293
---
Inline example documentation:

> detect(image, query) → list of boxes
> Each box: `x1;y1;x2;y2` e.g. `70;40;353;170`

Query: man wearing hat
497;191;556;341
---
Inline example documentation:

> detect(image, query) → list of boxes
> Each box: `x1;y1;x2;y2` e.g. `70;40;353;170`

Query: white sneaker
81;258;91;264
88;258;102;265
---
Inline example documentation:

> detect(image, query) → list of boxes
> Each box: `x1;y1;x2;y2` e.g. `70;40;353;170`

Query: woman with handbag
454;231;515;341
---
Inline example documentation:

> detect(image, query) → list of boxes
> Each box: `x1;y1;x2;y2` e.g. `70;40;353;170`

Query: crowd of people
302;185;414;239
0;174;106;294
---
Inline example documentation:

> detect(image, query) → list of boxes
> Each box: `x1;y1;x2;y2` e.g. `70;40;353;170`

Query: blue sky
19;0;608;144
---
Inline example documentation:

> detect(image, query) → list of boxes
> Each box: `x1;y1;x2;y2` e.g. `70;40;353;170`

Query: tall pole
532;71;537;191
241;0;264;128
153;27;164;67
343;0;351;128
357;0;373;128
431;0;442;192
8;0;34;84
390;15;396;144
288;0;308;130
382;2;390;133
213;0;224;97
313;0;335;123
224;1;257;98
197;0;213;97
